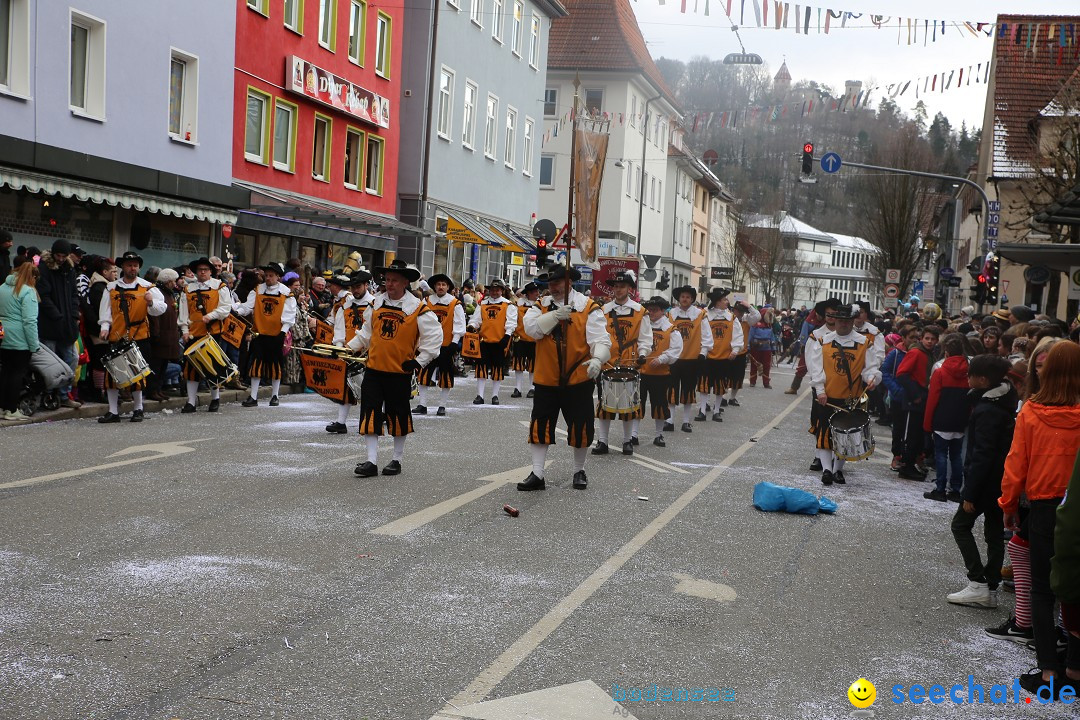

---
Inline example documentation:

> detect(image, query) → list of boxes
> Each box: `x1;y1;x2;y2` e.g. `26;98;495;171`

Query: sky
630;0;1070;131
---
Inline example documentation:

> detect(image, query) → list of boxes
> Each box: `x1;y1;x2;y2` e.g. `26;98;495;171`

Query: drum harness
828;339;863;413
116;286;144;343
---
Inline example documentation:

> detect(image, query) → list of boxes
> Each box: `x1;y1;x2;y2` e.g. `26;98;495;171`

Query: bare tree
737;225;805;305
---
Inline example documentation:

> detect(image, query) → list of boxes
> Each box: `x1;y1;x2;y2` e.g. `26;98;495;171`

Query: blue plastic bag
753;481;836;515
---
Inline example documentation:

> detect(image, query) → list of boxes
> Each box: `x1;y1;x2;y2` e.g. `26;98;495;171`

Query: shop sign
287;56;390;129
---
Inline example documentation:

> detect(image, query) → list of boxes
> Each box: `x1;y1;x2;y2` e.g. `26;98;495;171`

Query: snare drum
829;408;875;461
345;360;365;402
101;340;152;389
600;366;641;414
183;335;239;387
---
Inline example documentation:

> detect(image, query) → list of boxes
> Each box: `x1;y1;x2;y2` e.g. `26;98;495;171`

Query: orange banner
314;318;334;345
461;332;482;359
573;122;609;264
219;313;250;349
300;352;348;402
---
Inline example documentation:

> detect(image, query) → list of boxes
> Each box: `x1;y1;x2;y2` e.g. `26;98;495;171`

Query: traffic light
801;142;814;175
656;269;670;291
532;218;557;272
985;253;1000;306
534;238;550;270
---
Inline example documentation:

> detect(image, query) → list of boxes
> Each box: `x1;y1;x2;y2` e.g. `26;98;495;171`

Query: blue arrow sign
820;152;842;174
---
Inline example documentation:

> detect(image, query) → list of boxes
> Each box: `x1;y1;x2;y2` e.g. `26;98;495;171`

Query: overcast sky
631;0;1069;131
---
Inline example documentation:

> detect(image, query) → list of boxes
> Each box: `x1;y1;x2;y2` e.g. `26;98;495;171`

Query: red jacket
896;345;935;409
923;355;970;432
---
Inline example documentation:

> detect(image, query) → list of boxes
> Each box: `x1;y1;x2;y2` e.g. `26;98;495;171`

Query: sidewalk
0;385;299;428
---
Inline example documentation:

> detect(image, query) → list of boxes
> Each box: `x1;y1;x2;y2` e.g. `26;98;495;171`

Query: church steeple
774;60;792;92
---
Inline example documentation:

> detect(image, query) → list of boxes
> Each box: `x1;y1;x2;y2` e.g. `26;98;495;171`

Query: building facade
0;0;242;267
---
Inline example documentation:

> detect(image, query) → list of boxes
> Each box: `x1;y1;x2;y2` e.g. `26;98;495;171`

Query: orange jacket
999;402;1080;512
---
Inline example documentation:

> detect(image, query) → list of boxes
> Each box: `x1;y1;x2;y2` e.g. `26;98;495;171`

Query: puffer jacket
36;250;80;342
962;382;1017;503
999;402;1080;512
924;355;970;433
0;274;41;352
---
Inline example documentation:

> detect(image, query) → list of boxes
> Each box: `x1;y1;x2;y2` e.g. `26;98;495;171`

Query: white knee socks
186;381;200;405
366;434;379;463
418;386;428;406
530;443;548;478
393;435;406;461
210;386;220;400
107;388;119;414
573;447;588;473
621;420;632;442
631;418;639;439
515;371;524;392
654;418;666;437
132;390;144;411
249;378;260;400
597;418;611;444
477;378;487;399
270;378;281;397
491;380;502;398
833;457;846;474
815;449;834;473
682;403;694;424
439;387;450;406
337;403;350;424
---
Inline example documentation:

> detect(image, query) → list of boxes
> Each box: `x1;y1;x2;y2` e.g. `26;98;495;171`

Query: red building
229;0;422;273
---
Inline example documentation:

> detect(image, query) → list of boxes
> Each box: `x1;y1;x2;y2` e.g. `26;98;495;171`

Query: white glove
346;334;364;353
586;341;611;379
534;311;561;336
552;303;573;321
585;357;603;379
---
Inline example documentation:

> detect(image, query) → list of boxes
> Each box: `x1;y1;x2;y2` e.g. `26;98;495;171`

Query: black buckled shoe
728;398;741;407
591;441;609;455
712;412;723;422
694;411;707;422
810;458;823;472
436;406;447;416
242;397;258;407
269;395;279;406
680;423;693;433
622;441;634;456
354;461;378;478
97;412;121;424
653;435;666;447
572;471;588;489
208;398;220;412
630;436;639;446
526;388;535;398
821;470;835;486
130;409;144;423
833;470;846;485
473;395;484;405
663;421;675;432
325;422;348;434
510;389;522;398
491;396;500;405
719;398;729;407
517;472;545;491
412;405;427;415
382;460;402;476
181;403;197;414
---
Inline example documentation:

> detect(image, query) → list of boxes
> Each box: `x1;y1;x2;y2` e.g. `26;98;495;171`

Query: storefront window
137;214;210;272
223;232;256;271
256;235;291;267
328;244;375;274
433;214;448;277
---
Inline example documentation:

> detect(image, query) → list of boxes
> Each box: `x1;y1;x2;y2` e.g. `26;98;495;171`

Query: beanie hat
1009;305;1035;323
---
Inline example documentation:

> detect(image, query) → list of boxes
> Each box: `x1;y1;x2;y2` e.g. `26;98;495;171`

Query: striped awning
0;166;237;225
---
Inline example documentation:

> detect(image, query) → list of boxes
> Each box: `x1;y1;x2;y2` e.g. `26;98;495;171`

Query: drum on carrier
101;340;152;389
829;407;875;461
599;366;641;414
183;335;240;387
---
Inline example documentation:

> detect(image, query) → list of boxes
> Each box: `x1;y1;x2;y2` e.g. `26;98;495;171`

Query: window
529;13;540;68
543;88;557;117
484;93;498;159
247;0;269;14
630;95;637;127
470;0;483;27
0;0;27;95
650;176;656;210
625;161;632;196
244;88;271;163
284;0;303;32
348;0;365;64
522;117;534;176
658;180;662;208
437;67;454;140
318;0;336;49
344;127;365;188
365;135;384;194
634;166;640;200
462;80;477;148
504;107;517;168
539;154;554;188
583;88;603;117
491;0;503;42
510;1;523;56
272;99;297;171
0;0;9;89
69;11;105;119
374;12;391;77
312;114;331;181
168;50;199;141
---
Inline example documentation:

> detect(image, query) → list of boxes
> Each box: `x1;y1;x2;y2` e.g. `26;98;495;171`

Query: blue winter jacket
881;347;906;405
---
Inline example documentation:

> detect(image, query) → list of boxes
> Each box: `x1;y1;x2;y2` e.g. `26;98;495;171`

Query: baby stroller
18;345;75;416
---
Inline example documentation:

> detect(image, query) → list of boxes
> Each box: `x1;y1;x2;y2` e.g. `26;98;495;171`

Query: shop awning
489;225;536;253
444;210;510;248
996;242;1080;273
0;165;237;224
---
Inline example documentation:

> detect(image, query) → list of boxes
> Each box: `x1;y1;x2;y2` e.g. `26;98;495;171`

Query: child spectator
923;333;970;502
895;325;940;479
946;354;1016;608
881;330;913;471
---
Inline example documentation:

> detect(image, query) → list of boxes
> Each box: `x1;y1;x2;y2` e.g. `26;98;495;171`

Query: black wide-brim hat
487;277;509;290
672;285;697;302
522;282;540;294
606;270;637;288
376;259;421;282
708;287;730;303
349;270;373;285
543;264;581;283
188;256;214;272
428;273;455;290
261;262;285;276
813;297;843;317
327;273;352;287
116;251;143;267
643;295;671;310
827;303;858;320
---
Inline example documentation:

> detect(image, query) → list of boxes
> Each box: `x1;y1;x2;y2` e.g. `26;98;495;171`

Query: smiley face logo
847;678;876;709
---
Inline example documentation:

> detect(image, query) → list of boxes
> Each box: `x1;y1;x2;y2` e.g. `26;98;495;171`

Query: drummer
666;286;712;432
804;303;882;485
468;277;517;405
325;271;373;433
233;262;296;408
97;251;167;423
698;287;742;422
414;273;465;416
510;282;541;399
720;299;760;408
640;296;683;447
593;270;651;456
178;257;234;413
853;300;886;370
804;297;842;472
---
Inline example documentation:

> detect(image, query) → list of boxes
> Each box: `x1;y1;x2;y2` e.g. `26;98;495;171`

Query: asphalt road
0;365;1070;719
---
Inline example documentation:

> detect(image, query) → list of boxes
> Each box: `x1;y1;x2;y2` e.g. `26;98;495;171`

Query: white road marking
671;572;737;603
628;453;690;474
0;439;211;490
432;390;810;712
629;458;668;474
431;680;636;720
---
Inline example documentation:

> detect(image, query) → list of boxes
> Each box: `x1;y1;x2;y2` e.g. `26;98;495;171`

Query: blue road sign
939;267;955;278
820;152;842;174
912;280;925;295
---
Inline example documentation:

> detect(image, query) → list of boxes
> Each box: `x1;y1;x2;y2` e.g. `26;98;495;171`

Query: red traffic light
536;238;547;249
978;274;987;283
803;143;814;154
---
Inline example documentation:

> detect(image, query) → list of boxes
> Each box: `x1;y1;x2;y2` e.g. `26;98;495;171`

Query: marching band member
468;277;517;405
347;260;442;477
234;262;296;408
666;286;712;432
325;273;353;339
414;273;465;416
721;300;760;407
805;298;841;471
854;300;886;370
178;257;233;414
805;303;881;485
518;265;610;491
97;251;167;423
593;270;651;456
324;271;373;433
510;282;541;399
640;296;683;447
697;287;742;422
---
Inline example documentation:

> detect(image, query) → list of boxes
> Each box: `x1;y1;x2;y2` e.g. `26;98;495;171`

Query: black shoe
985;616;1034;643
630;436;639;446
436;406;446;416
622;441;634;456
810;458;823;472
269;395;279;406
898;467;926;481
591;442;609;455
473;395;484;405
130;409;144;423
923;489;948;502
728;398;741;407
354;461;378;478
382;460;402;476
325;422;348;434
517;472;545;491
653;436;666;447
181;403;197;414
720;398;729;407
526;388;535;398
412;405;427;415
208;398;220;413
680;423;693;433
946;490;963;503
242;397;258;407
712;412;723;422
1018;670;1060;696
821;470;834;486
663;421;675;432
833;470;846;485
572;471;588;489
510;389;522;398
694;411;707;422
491;396;499;405
97;412;121;424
